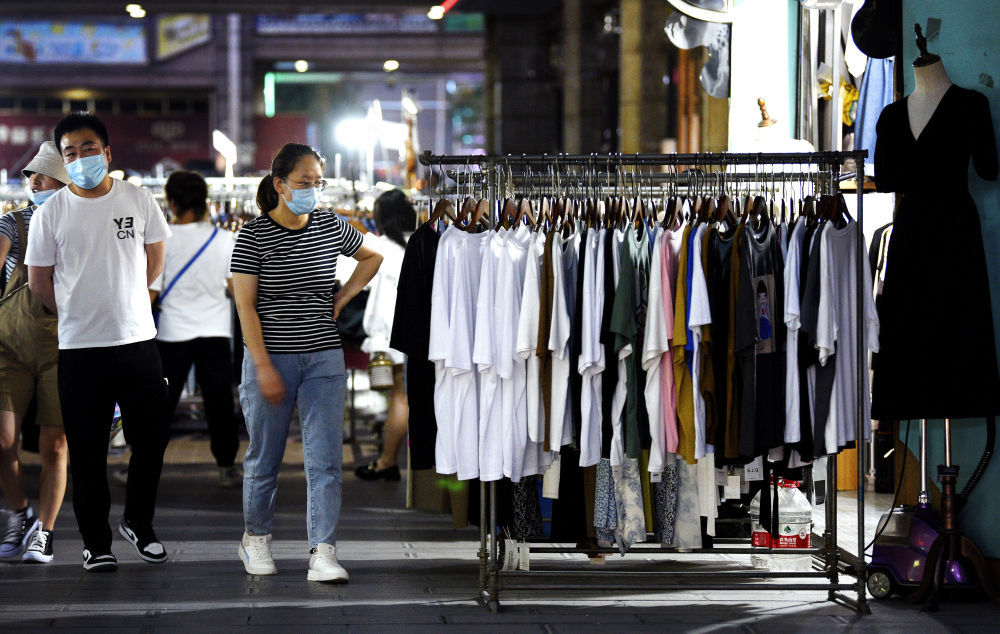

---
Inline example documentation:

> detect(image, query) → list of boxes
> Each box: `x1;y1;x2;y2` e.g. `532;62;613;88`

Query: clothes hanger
498;163;518;229
454;160;477;228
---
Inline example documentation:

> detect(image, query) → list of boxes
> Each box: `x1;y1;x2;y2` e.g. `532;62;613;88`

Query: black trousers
157;337;238;468
58;339;169;552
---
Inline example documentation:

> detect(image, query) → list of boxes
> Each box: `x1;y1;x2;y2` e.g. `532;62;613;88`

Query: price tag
715;468;728;486
502;539;519;571
724;475;742;500
518;543;531;571
744;456;764;481
650;471;662;483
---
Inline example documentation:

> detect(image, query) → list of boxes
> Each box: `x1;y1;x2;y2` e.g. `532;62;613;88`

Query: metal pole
919;419;929;504
479;481;487;594
855;154;869;614
827;449;839;601
419;150;863;167
944;418;952;467
226;14;241;153
488;480;499;611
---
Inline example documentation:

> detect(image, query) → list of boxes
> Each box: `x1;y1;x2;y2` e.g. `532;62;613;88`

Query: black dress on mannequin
872;85;1000;420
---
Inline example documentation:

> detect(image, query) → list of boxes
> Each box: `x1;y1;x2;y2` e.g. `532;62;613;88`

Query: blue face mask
283;185;319;216
28;188;56;206
65;153;108;189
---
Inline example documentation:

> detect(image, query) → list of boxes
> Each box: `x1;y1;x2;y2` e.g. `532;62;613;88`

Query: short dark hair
53;112;109;149
256;143;325;213
373;189;416;248
165;170;209;221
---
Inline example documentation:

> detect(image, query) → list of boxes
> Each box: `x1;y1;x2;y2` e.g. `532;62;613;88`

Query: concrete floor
1;431;998;632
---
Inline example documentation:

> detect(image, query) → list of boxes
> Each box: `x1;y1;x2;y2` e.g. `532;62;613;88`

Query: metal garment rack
418;150;870;614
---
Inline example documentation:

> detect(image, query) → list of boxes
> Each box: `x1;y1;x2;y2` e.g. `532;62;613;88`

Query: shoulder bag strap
159;227;219;303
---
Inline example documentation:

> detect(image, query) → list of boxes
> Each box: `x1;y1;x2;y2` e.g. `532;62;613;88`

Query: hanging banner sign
0;114;210;174
0;21;147;64
156;14;212;61
256;14;437;35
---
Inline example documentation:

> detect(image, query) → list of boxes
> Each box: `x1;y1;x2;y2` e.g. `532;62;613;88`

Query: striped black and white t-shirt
230;210;363;354
0;205;33;283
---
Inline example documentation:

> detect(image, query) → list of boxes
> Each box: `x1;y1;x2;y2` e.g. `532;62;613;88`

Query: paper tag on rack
502;539;519;571
650;471;662;483
518;543;530;571
715;468;728;486
744;456;764;481
724;475;742;500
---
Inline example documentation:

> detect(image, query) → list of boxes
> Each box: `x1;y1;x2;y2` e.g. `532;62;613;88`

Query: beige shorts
0;347;62;427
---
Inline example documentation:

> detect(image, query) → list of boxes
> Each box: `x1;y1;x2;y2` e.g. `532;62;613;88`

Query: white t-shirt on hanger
816;220;879;451
25;179;172;349
783;220;807;445
548;231;580;452
516;230;548;446
473;229;507;481
429;226;464;476
642;229;671;475
578;227;606;468
449;231;490;480
499;225;548;481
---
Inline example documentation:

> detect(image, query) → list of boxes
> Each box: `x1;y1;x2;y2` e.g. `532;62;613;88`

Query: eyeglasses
283;178;327;190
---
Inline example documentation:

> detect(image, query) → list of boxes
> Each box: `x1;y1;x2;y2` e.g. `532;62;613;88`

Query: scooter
866;418;995;600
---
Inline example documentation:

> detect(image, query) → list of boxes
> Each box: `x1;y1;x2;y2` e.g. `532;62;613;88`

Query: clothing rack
419;150;870;614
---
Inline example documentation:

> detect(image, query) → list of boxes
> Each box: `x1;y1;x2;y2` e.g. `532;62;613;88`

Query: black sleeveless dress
871;85;1000;420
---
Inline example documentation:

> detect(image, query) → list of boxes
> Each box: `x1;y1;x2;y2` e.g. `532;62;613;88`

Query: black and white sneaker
22;528;54;563
118;519;167;563
82;548;118;572
0;506;40;560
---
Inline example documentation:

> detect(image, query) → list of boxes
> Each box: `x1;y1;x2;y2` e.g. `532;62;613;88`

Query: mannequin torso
907;60;953;140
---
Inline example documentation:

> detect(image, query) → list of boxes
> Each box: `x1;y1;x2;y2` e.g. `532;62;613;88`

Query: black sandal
354;462;401;481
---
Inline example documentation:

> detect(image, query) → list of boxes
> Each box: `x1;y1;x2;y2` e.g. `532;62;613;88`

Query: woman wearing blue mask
231;143;382;584
0;141;70;564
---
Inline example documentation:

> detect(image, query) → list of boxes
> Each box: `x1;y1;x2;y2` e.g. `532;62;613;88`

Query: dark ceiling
0;0;560;16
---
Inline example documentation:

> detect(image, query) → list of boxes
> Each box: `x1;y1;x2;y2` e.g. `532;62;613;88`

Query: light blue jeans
239;348;346;548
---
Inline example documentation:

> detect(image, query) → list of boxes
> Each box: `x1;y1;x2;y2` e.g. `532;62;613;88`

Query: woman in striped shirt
230;143;382;584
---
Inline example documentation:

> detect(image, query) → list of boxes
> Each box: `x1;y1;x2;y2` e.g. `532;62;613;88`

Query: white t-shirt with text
25;179;171;349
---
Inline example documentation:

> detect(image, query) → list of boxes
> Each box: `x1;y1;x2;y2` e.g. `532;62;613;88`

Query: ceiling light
427;5;445;20
294;59;309;73
383;59;400;72
125;3;145;18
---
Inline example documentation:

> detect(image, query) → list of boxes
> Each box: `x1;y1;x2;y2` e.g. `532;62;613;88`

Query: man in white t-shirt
25;112;173;573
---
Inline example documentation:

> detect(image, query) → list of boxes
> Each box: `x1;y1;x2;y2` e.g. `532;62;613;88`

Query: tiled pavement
1;433;999;632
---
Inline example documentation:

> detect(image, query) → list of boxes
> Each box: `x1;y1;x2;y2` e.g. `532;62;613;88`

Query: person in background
26;112;172;572
0;142;70;563
355;190;415;482
151;170;241;488
231;143;382;583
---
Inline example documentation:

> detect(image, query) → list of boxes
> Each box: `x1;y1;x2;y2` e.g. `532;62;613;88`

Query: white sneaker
239;532;277;575
307;543;349;583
